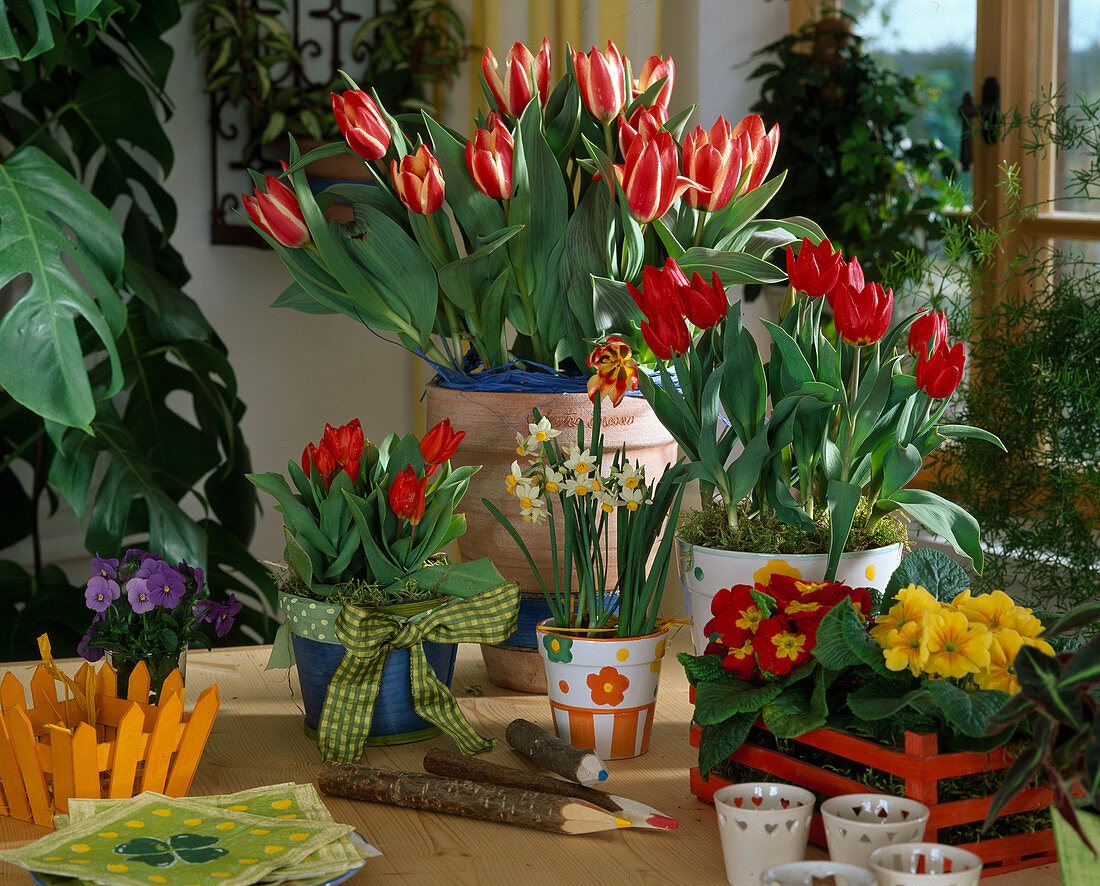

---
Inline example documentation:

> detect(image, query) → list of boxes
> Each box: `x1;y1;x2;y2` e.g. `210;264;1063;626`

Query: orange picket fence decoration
0;660;219;828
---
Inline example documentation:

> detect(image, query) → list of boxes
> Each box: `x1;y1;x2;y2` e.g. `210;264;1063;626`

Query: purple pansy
77;630;105;663
90;555;119;580
126;577;157;614
85;575;121;612
213;595;242;638
146;564;186;608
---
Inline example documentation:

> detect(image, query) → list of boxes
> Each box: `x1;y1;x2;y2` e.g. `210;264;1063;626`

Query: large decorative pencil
318;762;630;835
505;718;608;786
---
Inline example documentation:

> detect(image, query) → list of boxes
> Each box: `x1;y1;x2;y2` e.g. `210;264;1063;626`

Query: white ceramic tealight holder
760;860;876;886
868;842;983;886
713;782;816;886
821;793;931;868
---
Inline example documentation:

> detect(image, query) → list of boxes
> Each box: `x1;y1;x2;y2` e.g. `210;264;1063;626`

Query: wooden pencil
505;718;608;786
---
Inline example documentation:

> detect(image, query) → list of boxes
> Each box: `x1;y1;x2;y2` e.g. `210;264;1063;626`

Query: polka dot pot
677;540;904;654
535;619;668;760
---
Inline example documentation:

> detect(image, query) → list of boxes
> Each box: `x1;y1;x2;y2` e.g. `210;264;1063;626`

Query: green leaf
762;683;827;737
0;147;126;431
282;526;314;588
693;678;784;725
883;547;970;605
846;681;925;720
812;597;891;675
1040;600;1100;638
921;679;1012;738
677;652;728;685
698;713;756;777
884;488;984;573
1014;644;1082;728
825;480;862;581
1;0;55;60
678;247;788;286
401;558;507;599
983;731;1049;831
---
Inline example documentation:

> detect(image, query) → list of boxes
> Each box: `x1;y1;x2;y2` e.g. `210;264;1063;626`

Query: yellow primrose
974;628;1024;694
1019;634;1057;657
869;584;941;644
952;589;1018;631
923;609;992;679
879;620;929;675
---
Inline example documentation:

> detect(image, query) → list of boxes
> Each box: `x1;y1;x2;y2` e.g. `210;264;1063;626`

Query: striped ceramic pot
535;620;668;760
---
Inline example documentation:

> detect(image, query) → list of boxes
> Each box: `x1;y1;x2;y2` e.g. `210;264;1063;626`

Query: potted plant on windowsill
983;599;1100;885
249;418;518;762
240;36;814;687
484;383;688;759
590;239;1003;652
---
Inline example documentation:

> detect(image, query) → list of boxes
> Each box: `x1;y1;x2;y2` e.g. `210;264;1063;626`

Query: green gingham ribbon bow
318;583;519;763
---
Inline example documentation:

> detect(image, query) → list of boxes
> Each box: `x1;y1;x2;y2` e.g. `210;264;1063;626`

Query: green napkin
1;793;353;886
63;785;377;881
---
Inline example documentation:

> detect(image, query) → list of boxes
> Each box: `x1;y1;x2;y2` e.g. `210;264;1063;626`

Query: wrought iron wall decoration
202;0;378;247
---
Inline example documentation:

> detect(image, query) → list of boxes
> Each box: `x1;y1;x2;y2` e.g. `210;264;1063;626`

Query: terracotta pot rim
676;539;904;561
535;617;669;643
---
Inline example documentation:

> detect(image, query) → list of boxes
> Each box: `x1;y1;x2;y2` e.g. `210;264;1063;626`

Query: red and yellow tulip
482;39;552;118
331;89;391;161
391;144;445;214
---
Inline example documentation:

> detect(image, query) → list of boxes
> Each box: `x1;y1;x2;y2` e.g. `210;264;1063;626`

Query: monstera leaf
0;147;126;431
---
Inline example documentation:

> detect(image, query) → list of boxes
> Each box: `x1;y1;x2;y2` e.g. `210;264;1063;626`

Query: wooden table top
0;631;1062;885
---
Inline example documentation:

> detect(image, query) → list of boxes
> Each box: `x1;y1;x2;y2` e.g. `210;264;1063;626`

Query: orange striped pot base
536;620;667;760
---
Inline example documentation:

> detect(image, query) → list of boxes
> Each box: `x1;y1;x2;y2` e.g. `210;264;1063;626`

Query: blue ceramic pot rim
278;589;443;644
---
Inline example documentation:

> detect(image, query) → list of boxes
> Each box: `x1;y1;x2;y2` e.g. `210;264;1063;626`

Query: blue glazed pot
496;592;622;650
291;599;457;746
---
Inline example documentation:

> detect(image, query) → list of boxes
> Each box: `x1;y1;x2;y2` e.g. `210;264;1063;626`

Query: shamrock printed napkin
62;785;378;882
0;791;363;886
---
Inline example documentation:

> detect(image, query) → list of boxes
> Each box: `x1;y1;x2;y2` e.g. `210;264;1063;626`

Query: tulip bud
916;340;966;399
331;89;391;161
626;261;692;359
680;270;728;329
571;41;628;124
833;280;893;347
420;418;465;475
389;464;427;525
827;256;866;309
465;117;514;200
242;164;310;248
482;39;552;118
391;144;446;214
729;114;780;195
786;237;843;299
323;419;365;481
304;440;337;489
908;309;949;358
618;104;667;158
634;54;676;112
683;117;751;212
586;337;640;407
614;131;699;224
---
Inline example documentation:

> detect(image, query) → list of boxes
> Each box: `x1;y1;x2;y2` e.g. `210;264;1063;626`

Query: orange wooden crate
688;722;1055;878
0;661;220;828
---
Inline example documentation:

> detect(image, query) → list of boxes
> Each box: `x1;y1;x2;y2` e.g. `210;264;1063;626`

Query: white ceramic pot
713;782;815;886
760;861;875;886
535;620;668;760
868;842;983;886
678;541;904;653
821;794;930;869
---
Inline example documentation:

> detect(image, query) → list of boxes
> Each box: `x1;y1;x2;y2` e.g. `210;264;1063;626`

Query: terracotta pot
678;541;904;654
536;620;668;760
425;381;678;690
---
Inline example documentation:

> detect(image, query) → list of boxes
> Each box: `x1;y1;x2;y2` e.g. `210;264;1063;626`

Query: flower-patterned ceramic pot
535;619;668;759
678;541;904;654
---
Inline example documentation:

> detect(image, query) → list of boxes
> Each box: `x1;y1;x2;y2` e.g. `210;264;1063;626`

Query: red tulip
614;130;698;224
302;440;337;487
420;418;465;474
730;113;779;194
916;340;966;399
331;89;391;161
617;104;667;158
242;164;310;248
682;116;752;212
908;309;949;358
571;41;628;123
586;337;640;407
388;465;427;525
633;54;675;112
785;237;843;299
482;39;551;118
827;255;866;309
323;419;365;481
680;269;728;330
465;117;514;199
627;261;691;359
391;144;446;214
833;280;893;347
